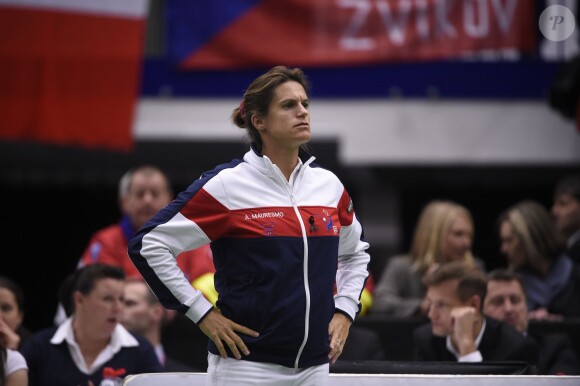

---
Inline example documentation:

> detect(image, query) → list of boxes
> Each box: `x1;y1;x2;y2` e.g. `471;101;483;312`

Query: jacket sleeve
177;245;218;306
128;177;228;324
334;188;371;321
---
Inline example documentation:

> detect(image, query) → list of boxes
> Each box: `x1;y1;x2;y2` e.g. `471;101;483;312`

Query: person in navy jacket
128;66;371;385
21;264;162;386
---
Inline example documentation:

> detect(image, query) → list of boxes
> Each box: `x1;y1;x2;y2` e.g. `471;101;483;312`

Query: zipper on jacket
289;195;311;368
267;157;312;368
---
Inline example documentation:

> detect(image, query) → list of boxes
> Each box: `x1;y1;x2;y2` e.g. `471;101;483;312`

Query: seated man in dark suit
413;261;538;367
484;269;580;375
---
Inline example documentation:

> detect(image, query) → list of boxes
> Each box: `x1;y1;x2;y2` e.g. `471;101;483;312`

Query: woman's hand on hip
199;309;259;359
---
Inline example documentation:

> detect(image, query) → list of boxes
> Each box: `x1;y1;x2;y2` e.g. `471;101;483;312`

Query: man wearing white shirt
21;264;162;386
3;347;28;384
413;261;538;367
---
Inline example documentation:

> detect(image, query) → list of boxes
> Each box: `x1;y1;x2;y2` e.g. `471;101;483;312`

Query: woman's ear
251;114;265;132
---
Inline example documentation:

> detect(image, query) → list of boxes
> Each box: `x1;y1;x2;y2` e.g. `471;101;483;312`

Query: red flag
177;0;536;70
0;0;149;151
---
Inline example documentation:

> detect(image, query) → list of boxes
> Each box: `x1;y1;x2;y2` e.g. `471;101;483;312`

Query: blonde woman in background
497;200;580;321
371;200;484;317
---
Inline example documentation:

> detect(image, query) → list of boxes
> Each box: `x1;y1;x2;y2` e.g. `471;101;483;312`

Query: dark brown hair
554;174;580;201
487;268;524;290
59;264;125;316
0;276;25;315
486;268;526;299
424;261;487;307
231;66;310;153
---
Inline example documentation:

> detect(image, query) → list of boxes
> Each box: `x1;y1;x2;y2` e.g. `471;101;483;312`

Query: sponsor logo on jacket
244;212;284;220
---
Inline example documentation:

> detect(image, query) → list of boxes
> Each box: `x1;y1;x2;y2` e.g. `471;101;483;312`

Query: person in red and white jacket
128;66;371;385
53;165;218;326
77;165;216;304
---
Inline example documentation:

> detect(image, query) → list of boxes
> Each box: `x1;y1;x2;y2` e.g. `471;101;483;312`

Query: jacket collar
244;144;316;177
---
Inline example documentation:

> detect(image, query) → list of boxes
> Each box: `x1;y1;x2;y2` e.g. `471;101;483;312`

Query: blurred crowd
2;167;579;385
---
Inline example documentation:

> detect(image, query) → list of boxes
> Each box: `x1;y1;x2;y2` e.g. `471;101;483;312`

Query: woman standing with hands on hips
128;66;371;385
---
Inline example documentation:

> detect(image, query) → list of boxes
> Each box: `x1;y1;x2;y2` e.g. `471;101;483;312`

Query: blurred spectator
55;165;217;325
484;269;580;375
77;165;216;300
372;200;483;317
413;261;538;366
120;278;197;372
497;200;580;320
0;277;31;350
552;174;580;262
1;345;28;386
22;264;162;386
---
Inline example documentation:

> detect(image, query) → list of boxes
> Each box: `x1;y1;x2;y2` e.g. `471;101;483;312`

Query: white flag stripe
0;0;149;19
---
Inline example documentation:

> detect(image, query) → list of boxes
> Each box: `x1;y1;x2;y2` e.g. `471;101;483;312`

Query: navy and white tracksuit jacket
128;147;371;369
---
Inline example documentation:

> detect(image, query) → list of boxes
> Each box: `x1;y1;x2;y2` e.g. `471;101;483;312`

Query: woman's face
0;287;23;331
441;214;473;262
253;81;311;152
75;278;124;338
499;221;526;269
